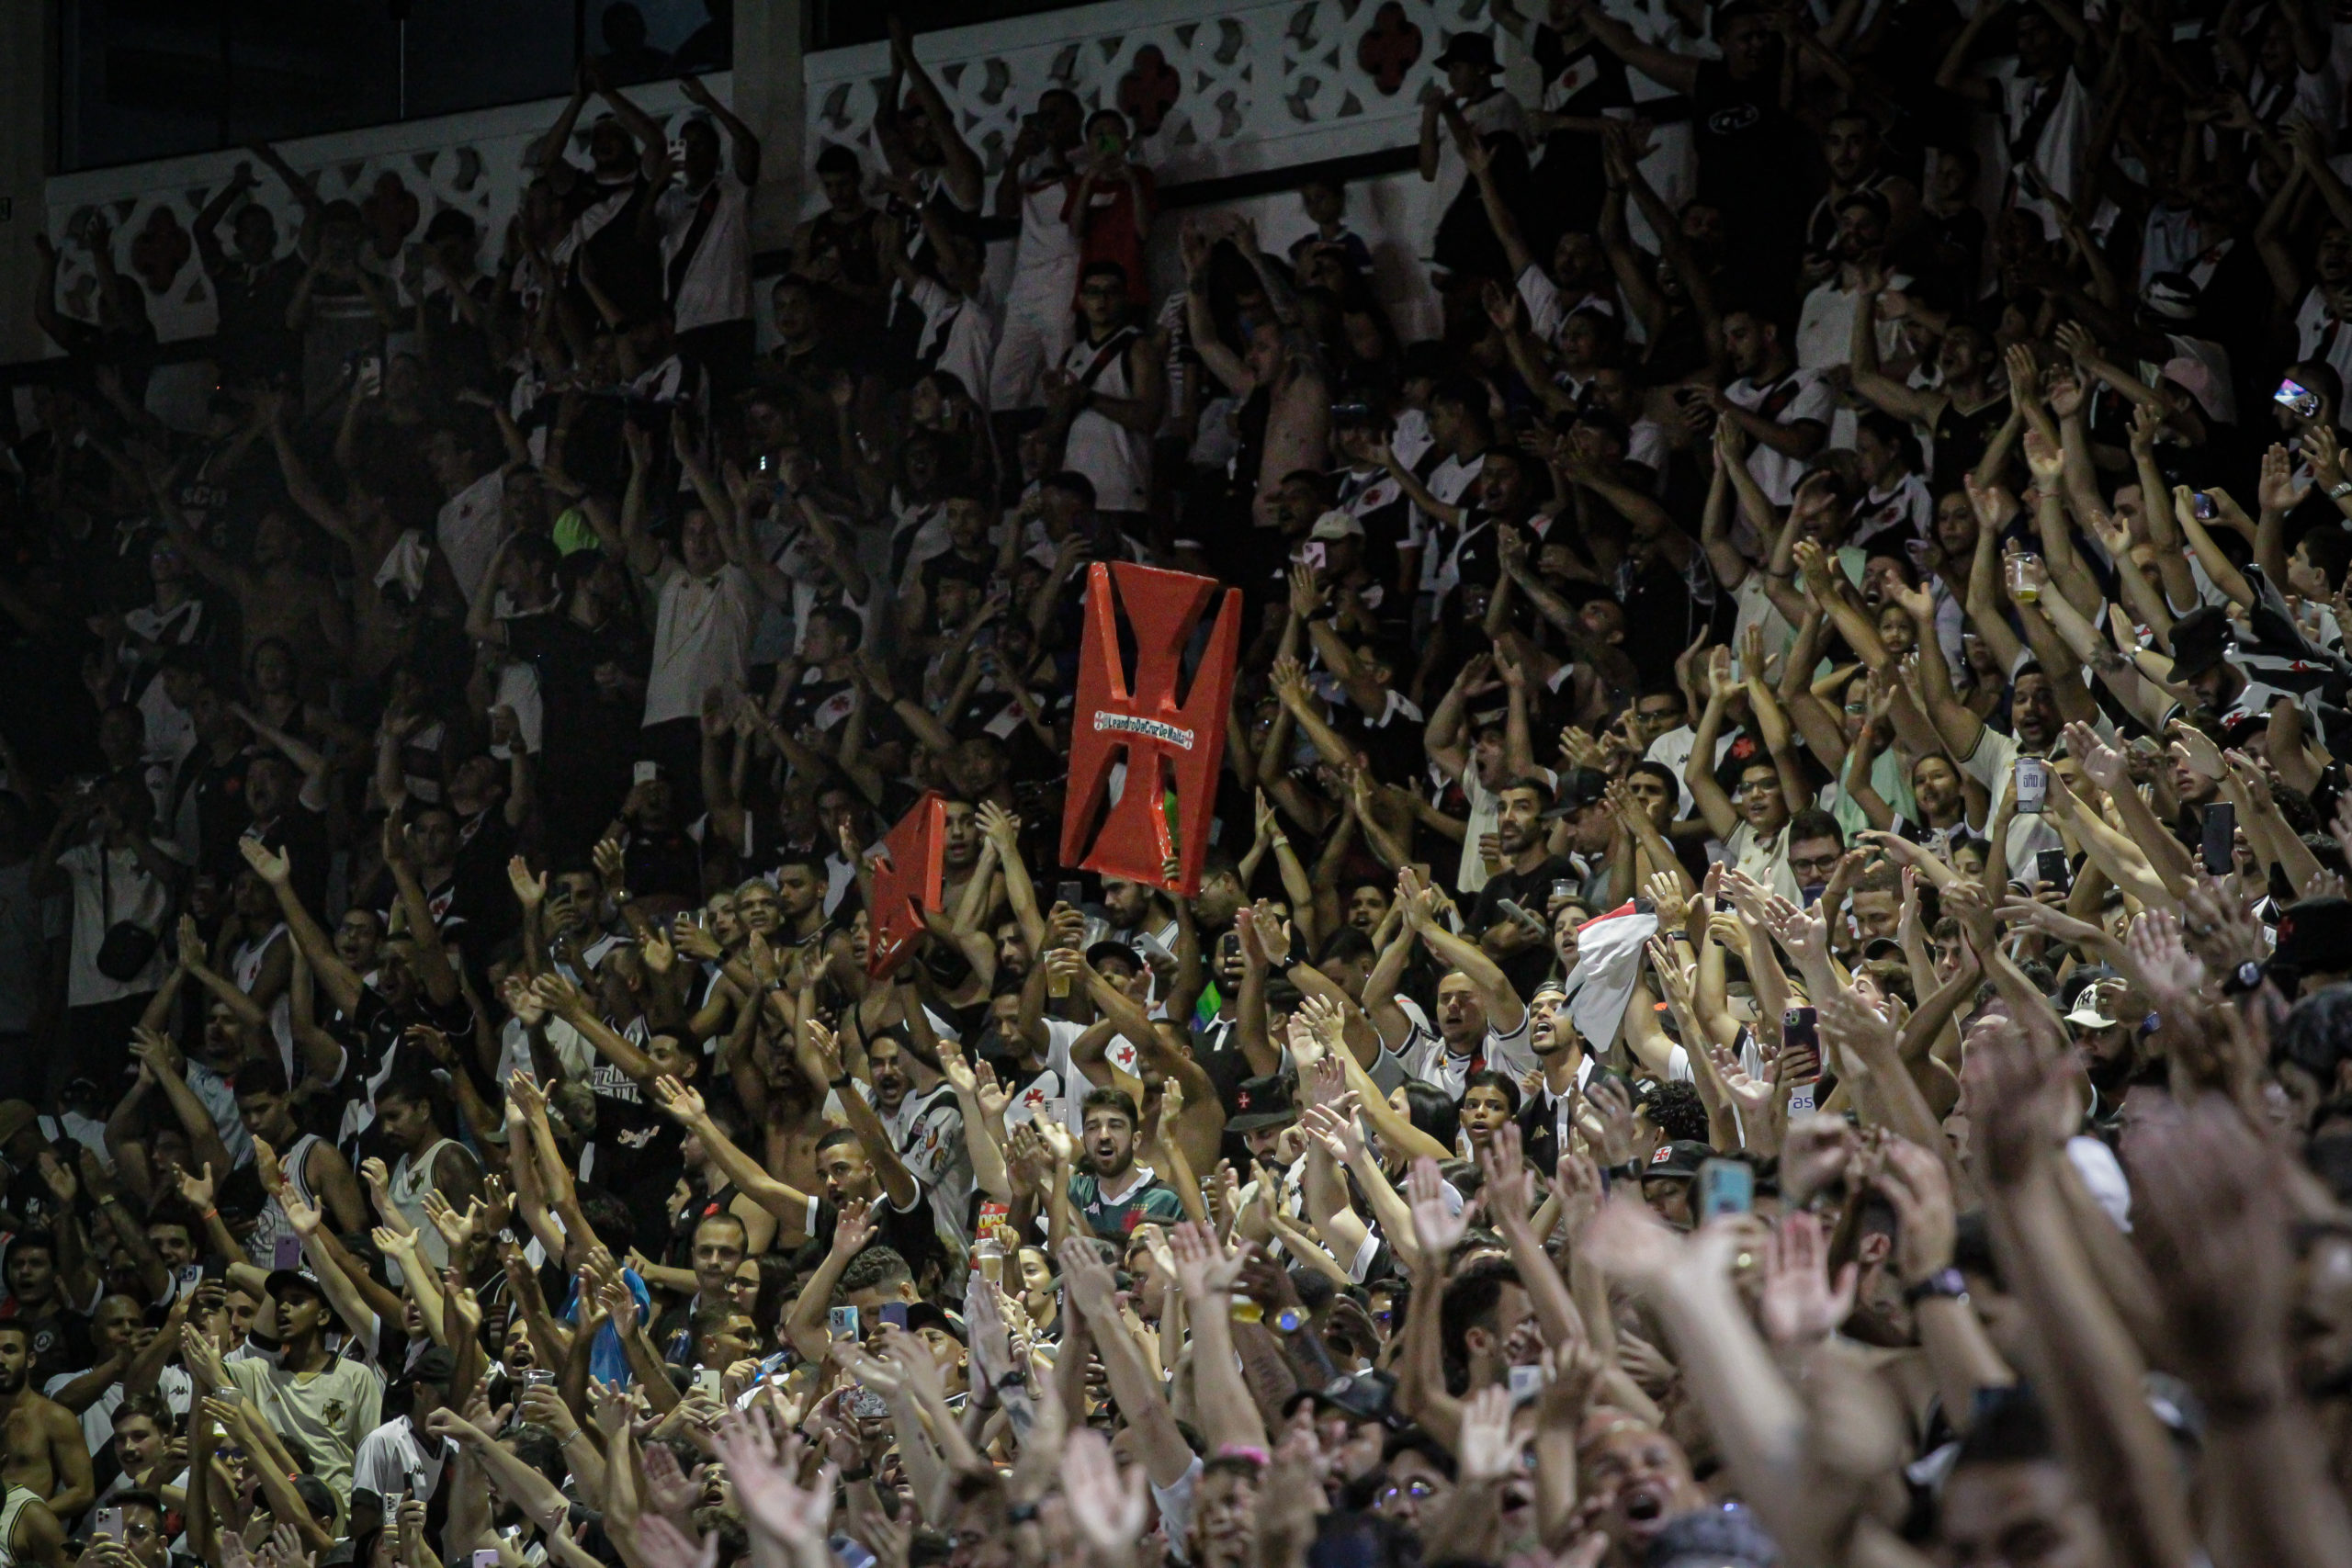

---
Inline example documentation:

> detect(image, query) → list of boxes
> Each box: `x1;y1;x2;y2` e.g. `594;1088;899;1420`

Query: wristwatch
2329;480;2352;500
1901;1267;1968;1305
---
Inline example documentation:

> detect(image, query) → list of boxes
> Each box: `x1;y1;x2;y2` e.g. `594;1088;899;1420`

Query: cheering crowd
10;1;2352;1565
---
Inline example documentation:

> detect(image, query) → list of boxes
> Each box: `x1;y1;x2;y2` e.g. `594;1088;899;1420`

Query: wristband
2331;480;2352;500
200;1207;219;1222
1006;1502;1041;1523
841;1464;875;1483
1216;1444;1269;1467
829;1074;853;1090
1902;1267;1967;1305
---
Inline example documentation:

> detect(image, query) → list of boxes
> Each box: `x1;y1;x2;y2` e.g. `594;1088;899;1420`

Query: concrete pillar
732;0;807;257
0;2;56;365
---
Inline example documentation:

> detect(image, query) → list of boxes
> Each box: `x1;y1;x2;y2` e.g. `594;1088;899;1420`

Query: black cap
1642;1140;1714;1180
2166;605;2232;683
1434;30;1500;70
903;1302;967;1344
264;1268;326;1304
1541;769;1609;818
1227;1073;1300;1133
1283;1369;1399;1426
406;1346;458;1386
1860;937;1905;963
2276;897;2352;973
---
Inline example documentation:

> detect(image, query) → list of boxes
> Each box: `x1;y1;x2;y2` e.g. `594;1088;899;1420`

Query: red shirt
1064;164;1159;308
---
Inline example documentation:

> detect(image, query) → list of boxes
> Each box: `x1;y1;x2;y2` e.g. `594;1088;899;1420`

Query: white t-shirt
353;1415;455;1504
1956;725;2067;872
59;839;183;1006
435;468;507;608
1005;166;1082;306
1724;368;1834;506
658;171;753;333
46;1364;193;1459
641;558;758;728
1399;1004;1536;1097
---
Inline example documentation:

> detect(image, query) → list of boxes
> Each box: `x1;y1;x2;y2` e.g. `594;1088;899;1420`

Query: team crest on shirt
324;1399;348;1425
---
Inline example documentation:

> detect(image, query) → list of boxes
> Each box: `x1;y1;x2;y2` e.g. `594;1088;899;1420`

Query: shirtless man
1182;214;1330;531
149;483;349;689
0;1325;95;1524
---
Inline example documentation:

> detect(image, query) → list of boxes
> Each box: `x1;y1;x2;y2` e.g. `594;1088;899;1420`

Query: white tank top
231;923;296;1078
1058;328;1151;513
391;1137;462;1270
244;1132;324;1268
0;1484;37;1567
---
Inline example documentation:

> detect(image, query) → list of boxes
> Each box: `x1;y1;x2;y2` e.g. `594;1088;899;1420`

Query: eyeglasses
1379;1480;1437;1503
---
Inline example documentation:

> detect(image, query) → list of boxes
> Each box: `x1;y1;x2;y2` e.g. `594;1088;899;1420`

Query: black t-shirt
795;1187;945;1292
1472;855;1580;1001
334;987;476;1163
1691;61;1806;252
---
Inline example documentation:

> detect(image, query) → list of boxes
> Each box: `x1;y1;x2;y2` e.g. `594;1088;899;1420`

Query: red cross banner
1060;561;1242;897
867;791;947;976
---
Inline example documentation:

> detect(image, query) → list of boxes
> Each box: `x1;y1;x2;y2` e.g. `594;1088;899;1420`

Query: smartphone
632;760;660;785
355;355;382;400
273;1233;303;1270
1782;1005;1819;1053
693;1366;724;1398
2013;756;2049;815
2278;377;2323;419
827;1305;860;1342
1056;879;1084;909
474;1552;503;1568
1695;1158;1755;1219
92;1507;123;1542
1302;540;1328;570
2192;491;2218;522
1506;1362;1547;1404
2035;848;2072;892
848;1384;890;1419
880;1303;910;1331
2201;799;2236;874
1493;898;1547;932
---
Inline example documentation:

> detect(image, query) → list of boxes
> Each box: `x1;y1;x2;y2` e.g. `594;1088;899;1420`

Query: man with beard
1796;190;1905;379
2064;977;2142;1117
1398;868;1534;1099
856;1034;971;1257
1514;983;1605;1172
1469;777;1580;998
0;1323;94;1524
1066;1089;1185;1245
